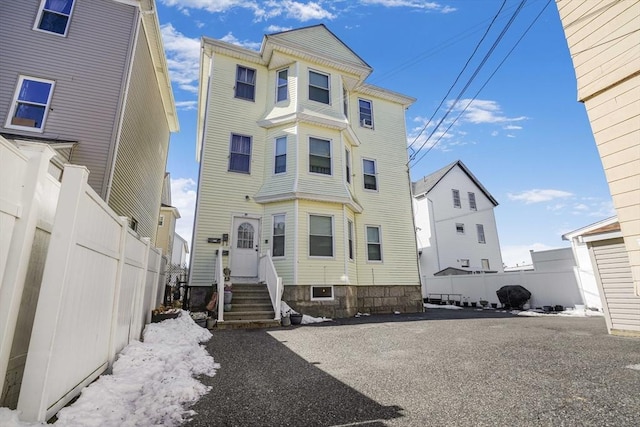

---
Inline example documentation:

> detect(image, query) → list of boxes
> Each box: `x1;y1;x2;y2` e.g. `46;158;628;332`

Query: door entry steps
214;282;280;329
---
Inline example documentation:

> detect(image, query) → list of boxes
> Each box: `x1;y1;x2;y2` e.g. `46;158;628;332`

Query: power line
408;0;528;164
409;0;553;170
407;0;508;152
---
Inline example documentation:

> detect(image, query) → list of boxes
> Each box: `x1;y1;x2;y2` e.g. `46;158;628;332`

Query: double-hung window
274;137;286;174
469;192;477;210
456;223;465;234
235;66;256;101
481;259;490;270
309;215;333;257
477;224;486;244
359;99;373;128
309;137;331;175
35;0;75;36
345;149;351;184
272;215;285;257
6;76;55;131
363;159;378;191
276;69;288;102
309;70;330;104
366;226;382;262
452;189;461;208
228;134;251;173
347;220;355;260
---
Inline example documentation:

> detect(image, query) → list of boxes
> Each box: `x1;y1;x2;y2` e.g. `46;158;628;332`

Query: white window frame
469;192;477;211
347;219;354;261
310;285;334;301
309;69;330;104
365;225;383;263
228;133;252;174
309;214;334;258
34;0;76;37
455;223;465;234
272;214;286;258
309;137;332;176
274;136;287;175
452;189;461;208
362;158;378;191
276;68;288;102
6;75;55;132
358;98;374;128
235;65;256;101
481;259;490;270
345;149;352;184
158;215;165;227
477;224;486;244
461;259;470;268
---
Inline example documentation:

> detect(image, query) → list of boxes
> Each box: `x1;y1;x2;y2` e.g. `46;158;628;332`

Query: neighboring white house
171;233;189;268
413;160;504;279
562;217;617;310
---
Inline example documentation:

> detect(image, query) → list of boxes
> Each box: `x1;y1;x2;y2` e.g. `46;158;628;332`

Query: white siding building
413;160;504;279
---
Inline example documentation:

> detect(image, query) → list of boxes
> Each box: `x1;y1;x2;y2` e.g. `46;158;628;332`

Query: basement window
311;286;334;301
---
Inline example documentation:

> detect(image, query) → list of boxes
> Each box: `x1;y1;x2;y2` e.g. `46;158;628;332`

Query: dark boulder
496;285;531;309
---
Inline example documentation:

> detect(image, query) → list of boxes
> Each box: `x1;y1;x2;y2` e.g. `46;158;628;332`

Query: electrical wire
409;0;553;170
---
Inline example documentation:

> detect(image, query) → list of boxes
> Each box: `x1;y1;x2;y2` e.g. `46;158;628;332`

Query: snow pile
280;301;332;324
424;303;463;310
2;311;219;427
516;308;604;317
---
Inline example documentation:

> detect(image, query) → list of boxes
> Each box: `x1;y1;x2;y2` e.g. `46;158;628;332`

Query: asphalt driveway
186;309;640;426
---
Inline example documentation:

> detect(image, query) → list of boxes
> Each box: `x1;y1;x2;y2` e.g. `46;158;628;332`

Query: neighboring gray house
0;0;178;244
413;160;504;278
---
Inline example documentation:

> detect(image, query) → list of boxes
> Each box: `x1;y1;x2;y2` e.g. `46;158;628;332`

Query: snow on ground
280;301;332;324
0;311;218;427
424;303;463;310
516;308;604;317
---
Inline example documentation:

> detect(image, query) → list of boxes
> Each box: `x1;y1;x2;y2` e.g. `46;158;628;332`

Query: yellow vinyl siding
297;200;346;286
256;126;297;198
109;28;170;244
263;202;296;286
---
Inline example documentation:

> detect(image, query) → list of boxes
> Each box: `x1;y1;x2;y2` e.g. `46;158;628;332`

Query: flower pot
206;318;216;329
290;313;303;325
491;303;498;309
281;316;291;327
224;291;232;304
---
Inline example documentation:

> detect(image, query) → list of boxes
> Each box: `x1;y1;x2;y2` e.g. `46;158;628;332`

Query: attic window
469;192;477;210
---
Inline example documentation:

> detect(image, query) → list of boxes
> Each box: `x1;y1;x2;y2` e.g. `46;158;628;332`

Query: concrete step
226;303;273;312
213;319;281;330
224;310;276;321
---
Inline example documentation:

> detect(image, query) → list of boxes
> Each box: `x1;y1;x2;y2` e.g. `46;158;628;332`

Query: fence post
146;248;162;325
0;145;54;398
16;165;88;422
107;217;129;366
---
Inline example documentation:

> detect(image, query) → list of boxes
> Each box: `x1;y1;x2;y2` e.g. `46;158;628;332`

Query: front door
230;217;260;278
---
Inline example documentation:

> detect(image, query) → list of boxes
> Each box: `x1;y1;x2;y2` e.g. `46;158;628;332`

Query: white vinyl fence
423;269;586;309
0;137;164;422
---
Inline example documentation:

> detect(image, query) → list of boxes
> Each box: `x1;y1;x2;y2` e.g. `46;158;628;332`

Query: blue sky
156;0;614;267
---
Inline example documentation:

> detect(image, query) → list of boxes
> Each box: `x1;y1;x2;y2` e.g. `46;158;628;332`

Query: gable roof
412;160;498;206
261;24;372;79
562;216;619;241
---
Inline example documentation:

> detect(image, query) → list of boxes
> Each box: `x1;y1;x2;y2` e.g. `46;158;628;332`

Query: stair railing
259;250;283;320
215;246;224;323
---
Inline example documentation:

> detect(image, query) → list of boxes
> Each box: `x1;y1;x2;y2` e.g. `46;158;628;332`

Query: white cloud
160;24;201;93
160;0;258;14
175;100;198;110
220;32;262;50
171;178;197;257
508;189;574;204
450;99;527;125
265;24;292;33
267;1;336;21
504;124;522;130
359;0;456;13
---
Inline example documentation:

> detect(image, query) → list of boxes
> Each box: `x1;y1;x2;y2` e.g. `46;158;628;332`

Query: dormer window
309;70;330;104
359;99;373;128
